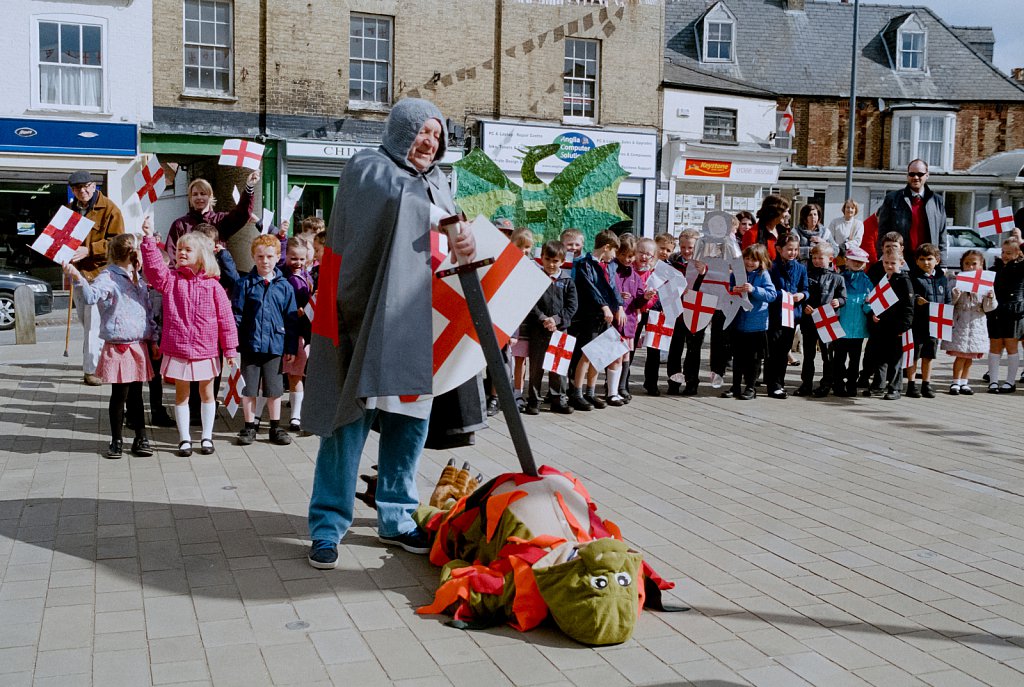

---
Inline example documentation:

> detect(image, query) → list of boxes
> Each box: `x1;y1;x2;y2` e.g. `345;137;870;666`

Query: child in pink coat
141;217;238;457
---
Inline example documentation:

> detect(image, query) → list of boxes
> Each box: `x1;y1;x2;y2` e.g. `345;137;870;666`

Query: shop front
0;117;137;287
476;121;658;237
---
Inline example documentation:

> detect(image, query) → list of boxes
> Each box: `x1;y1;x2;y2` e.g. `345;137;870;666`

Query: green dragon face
532;538;642;645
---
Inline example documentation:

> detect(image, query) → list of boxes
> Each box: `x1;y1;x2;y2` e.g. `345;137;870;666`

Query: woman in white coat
828;199;865;258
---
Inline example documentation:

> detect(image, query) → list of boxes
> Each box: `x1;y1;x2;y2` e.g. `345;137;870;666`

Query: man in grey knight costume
303;98;483;569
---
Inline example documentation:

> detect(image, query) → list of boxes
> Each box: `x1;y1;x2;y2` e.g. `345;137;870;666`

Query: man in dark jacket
876;159;947;266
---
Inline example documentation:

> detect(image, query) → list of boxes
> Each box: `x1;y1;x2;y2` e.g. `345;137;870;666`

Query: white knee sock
291;390;303;420
174;403;190;443
255;396;267;420
1008;355;1020;385
988;353;1002;383
606;368;622;397
200;401;216;441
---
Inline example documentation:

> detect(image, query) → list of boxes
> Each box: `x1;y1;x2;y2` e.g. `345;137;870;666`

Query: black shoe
605;395;625;407
739;387;756;400
524;403;540;415
988;382;1000;394
666;384;682;396
378;527;430;554
769;388;788;399
959;384;974;396
620;390;632;403
906;381;920;399
812;386;830;398
999;383;1017;394
105;439;123;459
237;426;256;445
883;388;901;400
131;436;153;457
550;401;574;414
177;440;193;457
982;372;990;383
269;427;292;445
856;374;870;389
643;385;661;397
308;540;339;570
486;397;500;417
569;394;592;411
151;409;176;428
793;385;812;397
584;393;607;409
199;438;215;455
288;418;301;432
681;385;698;396
921;382;935;399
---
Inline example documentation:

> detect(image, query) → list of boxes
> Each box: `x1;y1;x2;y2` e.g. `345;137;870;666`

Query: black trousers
764;326;796;392
527;336;567;404
110;382;145;441
731;330;767;393
832;338;864;391
667;316;705;390
708;311;731;376
800;319;833;389
866;332;904;389
148;351;165;414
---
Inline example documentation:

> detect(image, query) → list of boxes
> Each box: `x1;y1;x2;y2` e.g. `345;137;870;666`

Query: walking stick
439;214;538;477
63;279;74;357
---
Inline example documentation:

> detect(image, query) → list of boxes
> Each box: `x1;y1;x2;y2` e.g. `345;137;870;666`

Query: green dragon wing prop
452;149;521;225
546;143;629;246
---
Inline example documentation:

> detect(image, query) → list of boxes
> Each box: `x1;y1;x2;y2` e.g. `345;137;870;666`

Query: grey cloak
303;98;485;442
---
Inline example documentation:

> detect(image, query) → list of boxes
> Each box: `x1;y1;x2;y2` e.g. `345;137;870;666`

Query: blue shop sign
0;117;137;157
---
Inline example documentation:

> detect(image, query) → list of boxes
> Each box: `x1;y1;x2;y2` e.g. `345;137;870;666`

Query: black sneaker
739;387;756;400
883;388;901;400
308;540;339;569
378;528;430;554
524;403;540;415
769;388;788;399
584;393;607;409
237;426;256;445
269;427;292;445
106;439;123;459
486;397;500;417
131;436;154;457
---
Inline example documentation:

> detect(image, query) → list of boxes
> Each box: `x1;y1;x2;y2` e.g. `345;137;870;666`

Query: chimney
1013;67;1024;83
785;0;806;9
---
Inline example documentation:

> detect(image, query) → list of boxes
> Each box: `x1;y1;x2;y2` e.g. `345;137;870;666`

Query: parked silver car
0;268;54;330
944;226;1002;274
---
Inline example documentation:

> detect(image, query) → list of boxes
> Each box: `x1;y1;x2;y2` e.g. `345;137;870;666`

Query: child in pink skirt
283;236;313;431
141;217;238;457
65;233;157;459
509;228;535;410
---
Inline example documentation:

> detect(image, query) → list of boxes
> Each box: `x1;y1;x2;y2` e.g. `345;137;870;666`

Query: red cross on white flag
955;269;995;297
542;331;576;376
643;311;675;350
222;367;246;418
580;326;629;371
31;206;95;265
901;330;915;368
811;304;845;343
134;155;166;211
781;291;795;329
975;207;1015;236
303;293;316;323
929;302;953;341
867;275;898;317
219;138;265;170
681;290;717;334
780;101;796;137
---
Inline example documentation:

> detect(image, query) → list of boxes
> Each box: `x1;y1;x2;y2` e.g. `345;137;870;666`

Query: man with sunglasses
876;159;947;266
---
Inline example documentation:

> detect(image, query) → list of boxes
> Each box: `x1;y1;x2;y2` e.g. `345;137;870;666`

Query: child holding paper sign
905;243;950;399
727;244;777;400
524;241;578;414
943;250;997;395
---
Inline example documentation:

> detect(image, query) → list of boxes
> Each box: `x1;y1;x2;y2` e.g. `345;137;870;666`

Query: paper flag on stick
281;185;304;225
955;269;995;297
867;275;897;317
645;272;666;292
929;302;953;341
260;209;274;234
654;260;686;286
657;279;686;322
580;327;628;371
303;293;316;323
31;207;94;265
781;291;795;329
642;311;674;350
543;331;576;375
901;330;915;368
134;155;166;211
223;367;245;418
681;290;717;333
975;206;1015;236
811;304;845;343
219;138;265;170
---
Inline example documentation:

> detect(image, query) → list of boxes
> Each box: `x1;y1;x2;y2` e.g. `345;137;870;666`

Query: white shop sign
287;140;463;164
480;121;657;178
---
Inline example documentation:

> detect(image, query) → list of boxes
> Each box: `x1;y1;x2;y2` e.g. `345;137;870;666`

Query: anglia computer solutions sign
480;121;657;178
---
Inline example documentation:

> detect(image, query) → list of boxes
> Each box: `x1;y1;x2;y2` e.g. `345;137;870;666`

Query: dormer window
883;13;928;72
900;29;925;70
698;2;737;64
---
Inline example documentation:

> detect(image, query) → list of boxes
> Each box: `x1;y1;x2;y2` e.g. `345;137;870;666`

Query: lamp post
844;0;860;200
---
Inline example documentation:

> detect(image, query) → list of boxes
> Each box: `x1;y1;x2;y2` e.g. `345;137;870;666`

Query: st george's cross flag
867;275;898;317
134;155;166;212
780;100;796;138
681;290;717;333
811;304;845;343
303;293;316;323
219;138;265;170
31;207;94;265
222;367;245;418
976;206;1015;237
642;311;674;350
542;331;575;376
581;326;629;371
929;302;953;341
956;269;995;297
901;330;915;368
781;291;795;329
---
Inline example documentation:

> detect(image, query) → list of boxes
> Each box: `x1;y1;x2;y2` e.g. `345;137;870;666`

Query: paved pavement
2;328;1024;686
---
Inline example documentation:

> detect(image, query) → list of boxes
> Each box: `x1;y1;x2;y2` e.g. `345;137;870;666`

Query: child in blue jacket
728;244;777;400
765;233;808;398
832;246;873;396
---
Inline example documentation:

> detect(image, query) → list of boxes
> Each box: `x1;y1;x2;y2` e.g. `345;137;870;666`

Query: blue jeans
308;409;428;543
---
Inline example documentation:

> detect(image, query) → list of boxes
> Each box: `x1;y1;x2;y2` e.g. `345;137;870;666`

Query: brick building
663;0;1024;233
145;0;665;249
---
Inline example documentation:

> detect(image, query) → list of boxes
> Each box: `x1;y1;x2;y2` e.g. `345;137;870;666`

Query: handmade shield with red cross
431;216;551;397
219;138;265;170
867;275;898;317
542;331;576;376
781;291;795;329
222;367;245;418
642;311;675;350
975;207;1015;237
901;330;915;368
681;290;717;334
31;206;94;265
134;155;166;212
811;304;845;343
929;303;953;341
955;269;995;297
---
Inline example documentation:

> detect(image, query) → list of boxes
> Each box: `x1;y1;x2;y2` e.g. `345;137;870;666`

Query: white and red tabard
430;215;551;397
134;155;166;211
975;207;1015;237
901;330;915;368
542;331;576;376
642;311;674;350
866;275;898;317
31;206;95;265
780;291;795;329
929;303;953;341
580;326;629;371
222;367;245;418
681;290;717;333
955;269;996;297
811;304;845;343
219;138;265;170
